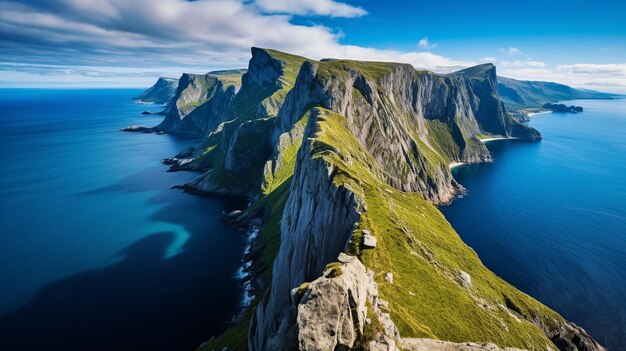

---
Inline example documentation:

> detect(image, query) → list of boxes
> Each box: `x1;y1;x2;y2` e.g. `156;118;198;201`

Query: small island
543;103;584;113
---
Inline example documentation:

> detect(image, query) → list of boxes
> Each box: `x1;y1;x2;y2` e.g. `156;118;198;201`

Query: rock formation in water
148;48;603;351
542;103;584;113
133;77;179;105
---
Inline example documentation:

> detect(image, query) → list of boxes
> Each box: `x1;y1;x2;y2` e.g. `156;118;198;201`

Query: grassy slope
190;49;308;195
197;57;566;350
314;108;560;350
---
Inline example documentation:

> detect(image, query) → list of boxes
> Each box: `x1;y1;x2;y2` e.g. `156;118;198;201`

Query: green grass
209;69;246;89
324;262;344;278
190;50;568;351
230;48;308;121
261;111;310;194
317;59;405;82
308;107;561;350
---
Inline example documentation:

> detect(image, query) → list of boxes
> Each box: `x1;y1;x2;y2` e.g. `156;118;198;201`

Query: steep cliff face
155;71;244;136
168;49;603;351
266;59;538;204
133;77;179;104
178;48;308;194
249;106;602;351
250;110;364;350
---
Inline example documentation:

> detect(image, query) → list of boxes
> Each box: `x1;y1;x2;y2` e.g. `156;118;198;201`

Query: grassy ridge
312;108;560;350
192;50;568;350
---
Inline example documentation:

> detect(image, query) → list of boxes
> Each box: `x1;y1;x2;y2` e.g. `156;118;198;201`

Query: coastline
449;162;465;169
527;110;553;117
479;136;518;143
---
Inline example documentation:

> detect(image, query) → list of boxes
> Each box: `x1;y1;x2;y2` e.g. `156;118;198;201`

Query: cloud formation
500;47;522;55
0;0;624;92
0;0;470;86
501;60;545;68
499;62;626;91
418;37;438;50
254;0;367;18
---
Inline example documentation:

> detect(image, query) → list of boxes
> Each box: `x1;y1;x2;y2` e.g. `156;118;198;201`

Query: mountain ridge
133;47;604;351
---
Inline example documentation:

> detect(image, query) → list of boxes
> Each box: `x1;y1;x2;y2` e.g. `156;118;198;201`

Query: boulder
296;254;377;351
457;270;472;288
362;230;377;249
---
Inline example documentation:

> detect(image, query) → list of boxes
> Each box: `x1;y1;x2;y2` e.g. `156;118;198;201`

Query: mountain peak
451;63;496;78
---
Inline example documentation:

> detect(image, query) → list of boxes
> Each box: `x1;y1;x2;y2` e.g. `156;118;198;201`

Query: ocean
0;89;247;351
441;99;626;350
1;89;623;350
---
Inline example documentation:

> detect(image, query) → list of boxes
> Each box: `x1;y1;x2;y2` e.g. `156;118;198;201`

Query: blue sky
1;0;625;91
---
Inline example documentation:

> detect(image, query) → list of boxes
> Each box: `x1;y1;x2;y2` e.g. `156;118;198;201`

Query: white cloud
480;57;497;63
255;0;366;18
556;63;626;76
0;0;474;87
418;37;438;50
499;62;626;93
508;47;521;55
501;60;545;68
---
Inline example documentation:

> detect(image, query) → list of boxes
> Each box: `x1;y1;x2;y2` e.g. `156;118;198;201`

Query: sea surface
441;99;626;350
0;89;247;351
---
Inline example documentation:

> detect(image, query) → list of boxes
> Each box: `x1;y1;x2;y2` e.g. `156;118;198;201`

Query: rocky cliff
154;70;245;136
152;48;603;351
134;77;179;104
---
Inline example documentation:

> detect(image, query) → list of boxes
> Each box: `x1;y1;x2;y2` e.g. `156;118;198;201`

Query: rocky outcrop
133;77;179;105
295;253;398;351
295;253;374;350
547;323;605;351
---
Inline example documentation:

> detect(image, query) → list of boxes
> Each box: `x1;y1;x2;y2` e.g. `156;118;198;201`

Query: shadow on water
0;165;248;351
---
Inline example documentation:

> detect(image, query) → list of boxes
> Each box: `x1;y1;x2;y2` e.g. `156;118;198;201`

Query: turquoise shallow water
0;89;247;350
441;99;626;350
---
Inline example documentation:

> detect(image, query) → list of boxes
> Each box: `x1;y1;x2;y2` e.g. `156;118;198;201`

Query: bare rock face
399;338;525;351
296;253;372;350
249;116;363;350
293;253;401;351
270;61;539;204
546;322;606;351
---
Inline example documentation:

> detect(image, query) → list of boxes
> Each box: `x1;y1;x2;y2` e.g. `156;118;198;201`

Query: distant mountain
497;76;614;111
133;77;179;104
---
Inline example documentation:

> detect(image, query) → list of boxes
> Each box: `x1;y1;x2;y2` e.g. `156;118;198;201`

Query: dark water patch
0;89;249;350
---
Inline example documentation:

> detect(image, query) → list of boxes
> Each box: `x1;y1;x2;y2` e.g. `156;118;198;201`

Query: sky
1;0;625;92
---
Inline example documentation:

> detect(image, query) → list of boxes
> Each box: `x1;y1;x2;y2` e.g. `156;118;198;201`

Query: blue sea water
441;99;626;350
1;90;624;351
0;89;247;351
